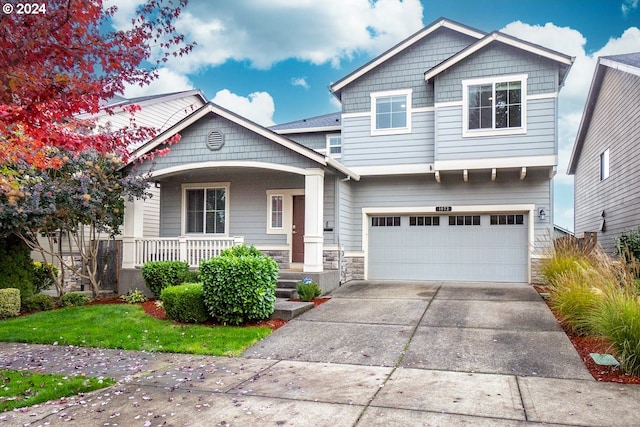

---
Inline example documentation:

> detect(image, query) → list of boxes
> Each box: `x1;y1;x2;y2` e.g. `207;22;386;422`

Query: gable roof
424;31;574;84
129;102;359;180
330;18;485;98
567;52;640;175
270;112;341;134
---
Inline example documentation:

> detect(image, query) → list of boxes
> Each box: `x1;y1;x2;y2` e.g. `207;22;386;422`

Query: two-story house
120;18;573;289
568;52;640;255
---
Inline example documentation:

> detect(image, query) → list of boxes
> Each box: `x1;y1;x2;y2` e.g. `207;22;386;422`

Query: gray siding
341;111;434;166
337;179;355;250
435;43;560;103
341;28;477;113
340;169;551;251
142;186;160;237
159;170;336;245
136;114;320;175
285;132;330;152
574;67;640;255
435;98;556;160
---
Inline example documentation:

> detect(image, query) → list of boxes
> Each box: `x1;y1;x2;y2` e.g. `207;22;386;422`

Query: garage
367;212;529;282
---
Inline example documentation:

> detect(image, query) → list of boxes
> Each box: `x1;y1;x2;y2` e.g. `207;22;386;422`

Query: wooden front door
292;195;305;263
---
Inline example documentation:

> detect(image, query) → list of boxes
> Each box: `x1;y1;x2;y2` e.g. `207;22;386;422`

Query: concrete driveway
244;280;592;379
4;281;640;426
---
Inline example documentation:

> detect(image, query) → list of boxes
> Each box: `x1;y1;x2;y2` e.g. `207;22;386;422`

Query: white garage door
367;213;528;282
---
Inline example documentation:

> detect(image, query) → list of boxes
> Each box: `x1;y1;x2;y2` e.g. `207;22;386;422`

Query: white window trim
266;189;304;235
370;88;412;136
462;74;528;138
600;148;610;181
326;133;342;159
181;182;230;236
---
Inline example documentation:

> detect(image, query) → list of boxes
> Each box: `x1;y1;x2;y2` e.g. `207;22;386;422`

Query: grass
0;304;272;356
0;369;115;412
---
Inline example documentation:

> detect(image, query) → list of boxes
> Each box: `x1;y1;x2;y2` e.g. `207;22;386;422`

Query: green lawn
0;369;115;412
0;304;272;356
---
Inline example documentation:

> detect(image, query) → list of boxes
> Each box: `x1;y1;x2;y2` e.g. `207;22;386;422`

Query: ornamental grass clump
201;244;278;326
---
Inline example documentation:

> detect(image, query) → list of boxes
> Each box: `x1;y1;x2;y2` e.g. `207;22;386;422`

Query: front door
292;195;305;263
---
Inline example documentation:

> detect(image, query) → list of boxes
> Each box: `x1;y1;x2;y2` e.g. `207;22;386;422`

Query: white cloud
164;0;424;72
329;94;342;111
122;68;194;98
622;0;639;15
291;77;310;89
211;89;275;127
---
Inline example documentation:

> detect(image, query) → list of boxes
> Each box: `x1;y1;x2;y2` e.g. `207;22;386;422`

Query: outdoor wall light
538;208;546;221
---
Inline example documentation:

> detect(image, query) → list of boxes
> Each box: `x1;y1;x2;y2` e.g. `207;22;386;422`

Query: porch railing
132;236;245;268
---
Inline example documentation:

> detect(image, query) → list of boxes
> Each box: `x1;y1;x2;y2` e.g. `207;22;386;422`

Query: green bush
161;283;209;323
0;288;21;319
549;269;602;336
589;291;640;376
119;289;148;304
141;261;191;298
616;228;640;263
0;234;35;298
201;244;278;325
33;262;58;294
60;292;91;307
297;278;322;301
21;294;56;313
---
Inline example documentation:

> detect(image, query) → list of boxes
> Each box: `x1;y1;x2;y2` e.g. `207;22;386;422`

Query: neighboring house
553;224;574;240
121;18;573;288
36;90;207;292
568;53;640;256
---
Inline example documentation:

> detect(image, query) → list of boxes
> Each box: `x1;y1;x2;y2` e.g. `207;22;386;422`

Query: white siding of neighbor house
339;168;552;252
574;67;640;255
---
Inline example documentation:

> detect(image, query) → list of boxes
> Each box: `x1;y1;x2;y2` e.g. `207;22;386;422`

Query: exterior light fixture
539;208;546;221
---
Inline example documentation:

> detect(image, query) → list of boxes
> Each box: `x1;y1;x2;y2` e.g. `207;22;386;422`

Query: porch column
303;169;324;273
121;198;145;269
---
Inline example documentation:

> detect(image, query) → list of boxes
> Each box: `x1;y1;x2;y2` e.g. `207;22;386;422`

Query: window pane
473;215;480;225
496;81;521;128
433;216;440;226
468;85;492;130
449;216;455;226
516;215;524;225
216;211;225;233
187;212;203;233
186;190;204;233
271;195;283;228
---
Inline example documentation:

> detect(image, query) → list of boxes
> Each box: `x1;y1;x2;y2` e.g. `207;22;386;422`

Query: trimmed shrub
141;261;191;298
0;234;35;298
201;244;278;325
297;278;322;301
60;292;91;307
161;283;209;323
33;262;59;294
0;288;21;319
21;294;56;313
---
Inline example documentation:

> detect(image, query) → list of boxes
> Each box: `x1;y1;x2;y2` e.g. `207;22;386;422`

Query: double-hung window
463;75;527;137
326;134;342;158
371;89;412;135
184;184;228;234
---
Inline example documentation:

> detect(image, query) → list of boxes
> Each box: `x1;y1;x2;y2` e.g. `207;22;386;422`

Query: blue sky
112;0;640;231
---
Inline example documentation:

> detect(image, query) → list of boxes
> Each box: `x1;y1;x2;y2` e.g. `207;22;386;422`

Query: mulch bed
534;286;640;384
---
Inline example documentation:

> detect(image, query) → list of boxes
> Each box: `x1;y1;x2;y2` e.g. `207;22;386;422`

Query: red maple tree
0;0;194;169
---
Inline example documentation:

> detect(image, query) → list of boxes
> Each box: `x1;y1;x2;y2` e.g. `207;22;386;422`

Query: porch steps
275;278;299;299
272;298;314;320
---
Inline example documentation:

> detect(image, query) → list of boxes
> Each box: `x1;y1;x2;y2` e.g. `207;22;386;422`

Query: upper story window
326;134;342;158
600;148;610;181
462;74;527;137
370;89;412;136
183;183;229;235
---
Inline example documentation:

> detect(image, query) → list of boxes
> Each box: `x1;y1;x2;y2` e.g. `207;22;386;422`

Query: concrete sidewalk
2;281;640;426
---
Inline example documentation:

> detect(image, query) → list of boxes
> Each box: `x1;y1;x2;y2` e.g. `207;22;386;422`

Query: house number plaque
435;206;452;212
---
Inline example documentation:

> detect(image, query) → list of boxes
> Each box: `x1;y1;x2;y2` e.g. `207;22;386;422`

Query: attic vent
206;130;224;151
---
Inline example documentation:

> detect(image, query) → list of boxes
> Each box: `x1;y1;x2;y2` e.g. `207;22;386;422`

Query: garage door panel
368;213;528;282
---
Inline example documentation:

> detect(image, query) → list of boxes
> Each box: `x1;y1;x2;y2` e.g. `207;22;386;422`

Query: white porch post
121;198;145;269
303;169;324;272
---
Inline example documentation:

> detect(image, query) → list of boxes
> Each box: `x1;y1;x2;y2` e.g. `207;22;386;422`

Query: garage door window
371;216;401;227
490;214;524;225
410;216;440;226
449;215;480;226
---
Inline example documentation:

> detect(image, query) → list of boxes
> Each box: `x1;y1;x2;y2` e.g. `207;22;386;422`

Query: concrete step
275;287;297;299
271;298;314;321
277;278;299;289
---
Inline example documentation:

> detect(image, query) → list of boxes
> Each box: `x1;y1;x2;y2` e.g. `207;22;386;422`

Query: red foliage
0;0;194;168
